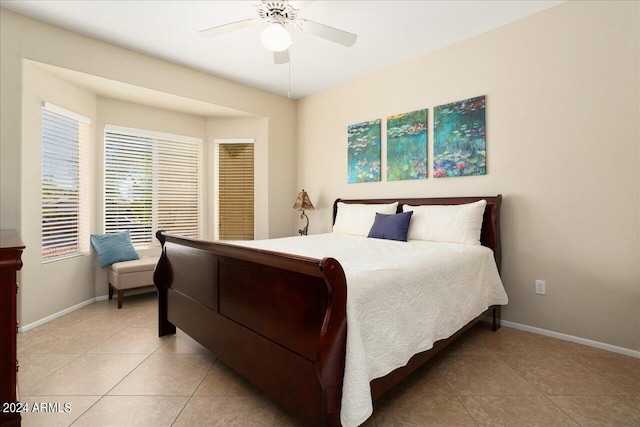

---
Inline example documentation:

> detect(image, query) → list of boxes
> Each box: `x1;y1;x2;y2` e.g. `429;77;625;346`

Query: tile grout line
454;394;480;426
18;296;159;426
438;344;589;426
99;340;167;397
170;354;219;426
494;351;548;396
17;352;84;395
495;348;629;427
433;361;480;426
70;300;160;425
567;356;632;396
19;299;144;426
68;395;104;427
497;349;631;397
19;296;640;426
542;394;584;427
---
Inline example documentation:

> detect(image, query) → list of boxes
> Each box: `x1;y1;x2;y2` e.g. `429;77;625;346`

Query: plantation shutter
41;103;90;262
104;125;202;247
215;140;254;240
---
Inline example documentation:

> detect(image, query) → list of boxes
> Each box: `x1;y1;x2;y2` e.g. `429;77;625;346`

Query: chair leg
118;290;124;309
108;284;113;300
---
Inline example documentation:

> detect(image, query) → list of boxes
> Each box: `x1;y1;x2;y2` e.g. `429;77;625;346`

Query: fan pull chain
288;50;292;99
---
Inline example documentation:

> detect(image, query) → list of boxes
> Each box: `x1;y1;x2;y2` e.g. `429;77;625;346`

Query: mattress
237;233;508;426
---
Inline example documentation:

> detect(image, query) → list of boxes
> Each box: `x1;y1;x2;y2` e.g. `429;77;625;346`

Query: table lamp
292;189;315;236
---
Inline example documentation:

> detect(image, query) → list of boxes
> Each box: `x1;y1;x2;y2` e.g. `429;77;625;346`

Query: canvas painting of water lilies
387;108;427;181
347;119;381;183
433;95;486;178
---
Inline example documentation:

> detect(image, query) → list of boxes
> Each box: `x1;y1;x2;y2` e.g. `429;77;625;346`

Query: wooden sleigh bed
154;195;503;426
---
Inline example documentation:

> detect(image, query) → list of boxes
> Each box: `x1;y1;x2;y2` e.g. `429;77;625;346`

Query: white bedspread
236;233;508;427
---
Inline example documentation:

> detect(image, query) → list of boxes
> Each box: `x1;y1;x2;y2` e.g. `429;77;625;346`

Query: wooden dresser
0;230;24;427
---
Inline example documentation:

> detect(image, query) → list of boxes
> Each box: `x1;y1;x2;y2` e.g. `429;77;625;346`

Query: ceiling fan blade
298;18;357;47
199;18;259;38
274;50;290;64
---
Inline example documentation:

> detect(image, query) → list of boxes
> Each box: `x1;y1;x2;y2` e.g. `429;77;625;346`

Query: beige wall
296;1;640;351
0;8;297;326
20;61;98;325
2;2;638;351
1;9;23;229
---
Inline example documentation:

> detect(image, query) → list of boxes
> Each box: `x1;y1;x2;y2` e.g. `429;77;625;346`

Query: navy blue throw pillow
367;211;413;242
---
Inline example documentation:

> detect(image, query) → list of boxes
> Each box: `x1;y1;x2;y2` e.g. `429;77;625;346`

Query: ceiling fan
199;1;358;65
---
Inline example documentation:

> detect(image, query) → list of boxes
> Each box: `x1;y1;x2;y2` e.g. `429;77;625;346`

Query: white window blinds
104;125;202;247
104;131;153;244
41;103;90;262
214;139;255;240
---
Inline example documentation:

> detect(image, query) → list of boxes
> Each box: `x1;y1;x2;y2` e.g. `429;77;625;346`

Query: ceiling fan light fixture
261;22;292;52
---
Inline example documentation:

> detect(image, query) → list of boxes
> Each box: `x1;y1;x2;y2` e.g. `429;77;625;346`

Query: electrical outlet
535;280;546;295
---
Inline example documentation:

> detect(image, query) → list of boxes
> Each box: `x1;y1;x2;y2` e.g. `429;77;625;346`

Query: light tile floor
17;293;640;426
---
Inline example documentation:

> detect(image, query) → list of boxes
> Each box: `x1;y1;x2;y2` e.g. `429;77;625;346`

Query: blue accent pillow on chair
90;230;140;268
367;211;413;242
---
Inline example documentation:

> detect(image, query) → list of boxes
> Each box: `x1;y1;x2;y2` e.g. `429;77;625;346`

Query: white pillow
402;199;487;245
333;202;399;236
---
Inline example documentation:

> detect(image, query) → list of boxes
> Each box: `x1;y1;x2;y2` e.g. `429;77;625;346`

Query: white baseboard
19;297;97;333
19;289;157;333
500;320;640;359
19;297;639;359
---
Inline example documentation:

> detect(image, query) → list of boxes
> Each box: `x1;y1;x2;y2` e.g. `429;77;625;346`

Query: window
214;139;254;240
41;103;90;262
104;125;202;247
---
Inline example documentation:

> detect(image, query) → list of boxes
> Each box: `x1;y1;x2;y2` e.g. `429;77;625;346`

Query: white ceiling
2;0;564;99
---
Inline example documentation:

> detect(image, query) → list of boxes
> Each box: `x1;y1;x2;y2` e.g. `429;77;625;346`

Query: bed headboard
332;195;502;272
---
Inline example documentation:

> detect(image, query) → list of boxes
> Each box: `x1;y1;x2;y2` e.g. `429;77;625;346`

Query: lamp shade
292;190;315;211
261;23;292;52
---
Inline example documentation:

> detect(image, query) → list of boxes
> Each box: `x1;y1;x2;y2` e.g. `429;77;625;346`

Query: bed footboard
154;231;347;427
153;195;504;425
